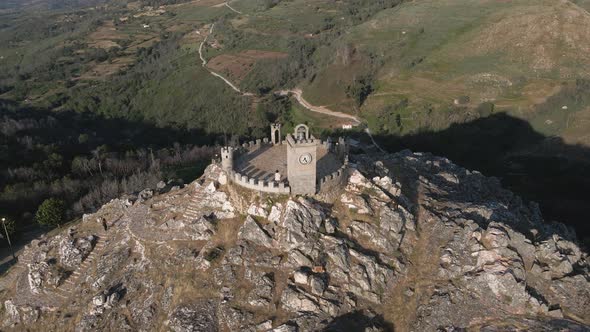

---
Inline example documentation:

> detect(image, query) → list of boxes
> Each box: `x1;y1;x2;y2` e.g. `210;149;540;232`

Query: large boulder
277;199;324;250
238;216;273;247
59;235;96;269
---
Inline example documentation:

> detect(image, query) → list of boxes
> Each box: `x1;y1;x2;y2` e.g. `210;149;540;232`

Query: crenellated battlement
318;157;349;192
231;171;291;194
286;134;320;147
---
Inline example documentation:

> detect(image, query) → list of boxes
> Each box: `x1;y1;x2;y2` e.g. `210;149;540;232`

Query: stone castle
219;124;349;195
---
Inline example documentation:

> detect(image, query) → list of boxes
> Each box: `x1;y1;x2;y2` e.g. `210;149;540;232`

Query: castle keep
219;124;348;195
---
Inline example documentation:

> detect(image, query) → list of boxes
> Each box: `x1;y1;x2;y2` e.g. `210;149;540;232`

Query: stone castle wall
317;159;349;193
230;171;291;194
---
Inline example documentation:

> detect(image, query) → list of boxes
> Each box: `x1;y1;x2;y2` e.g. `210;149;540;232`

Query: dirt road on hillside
198;24;385;152
199;24;251;95
278;89;386;152
277;89;361;125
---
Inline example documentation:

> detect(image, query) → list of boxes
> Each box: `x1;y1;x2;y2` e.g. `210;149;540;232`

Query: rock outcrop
1;153;588;331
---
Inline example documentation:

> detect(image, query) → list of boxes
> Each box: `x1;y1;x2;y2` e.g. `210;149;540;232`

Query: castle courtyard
235;144;342;184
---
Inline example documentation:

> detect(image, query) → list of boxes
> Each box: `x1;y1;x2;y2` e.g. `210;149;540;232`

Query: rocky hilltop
1;151;588;331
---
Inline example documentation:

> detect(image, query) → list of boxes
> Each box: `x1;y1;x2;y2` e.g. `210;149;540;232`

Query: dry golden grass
563;107;590;145
76;57;135;81
382;187;447;332
87;21;127;48
207;50;288;82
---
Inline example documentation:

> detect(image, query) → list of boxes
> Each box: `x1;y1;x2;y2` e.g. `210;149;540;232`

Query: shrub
35;198;65;227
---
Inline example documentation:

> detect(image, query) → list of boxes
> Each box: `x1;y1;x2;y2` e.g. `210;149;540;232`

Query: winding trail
198;24;252;95
198;24;214;66
364;127;387;153
224;2;242;14
277;89;361;125
278;89;386;153
198;23;385;152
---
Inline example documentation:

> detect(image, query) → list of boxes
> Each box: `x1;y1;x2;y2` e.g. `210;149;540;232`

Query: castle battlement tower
271;123;282;145
286;124;318;195
220;146;234;175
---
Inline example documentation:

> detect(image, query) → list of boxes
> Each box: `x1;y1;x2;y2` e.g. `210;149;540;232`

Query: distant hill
0;0;112;11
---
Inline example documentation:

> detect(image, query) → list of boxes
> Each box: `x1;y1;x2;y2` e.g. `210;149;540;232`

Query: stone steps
182;184;212;220
53;232;108;302
18;259;32;266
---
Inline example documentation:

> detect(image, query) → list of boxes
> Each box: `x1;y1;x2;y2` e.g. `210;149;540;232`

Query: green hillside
302;0;590;141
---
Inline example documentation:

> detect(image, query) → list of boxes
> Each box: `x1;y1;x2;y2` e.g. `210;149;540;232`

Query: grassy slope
232;0;343;35
302;0;590;139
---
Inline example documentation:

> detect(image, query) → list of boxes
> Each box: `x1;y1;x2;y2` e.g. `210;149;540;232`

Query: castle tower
271;123;282;145
220;146;234;174
337;137;349;160
294;124;310;141
286;124;318;195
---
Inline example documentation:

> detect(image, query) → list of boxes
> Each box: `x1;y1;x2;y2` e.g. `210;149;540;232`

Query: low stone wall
240;138;270;150
231;171;291;194
238;137;334;153
318;158;349;193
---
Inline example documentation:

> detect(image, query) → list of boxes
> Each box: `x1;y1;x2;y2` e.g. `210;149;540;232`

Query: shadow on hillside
323;311;394;332
371;112;590;246
0;98;227;267
0;97;226;216
0;98;220;156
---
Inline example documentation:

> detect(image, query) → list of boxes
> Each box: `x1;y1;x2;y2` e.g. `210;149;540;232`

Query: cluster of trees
2;137;214;218
35;198;65;227
346;74;375;107
343;0;402;24
65;33;252;134
241;38;319;95
344;65;379;108
261;0;282;10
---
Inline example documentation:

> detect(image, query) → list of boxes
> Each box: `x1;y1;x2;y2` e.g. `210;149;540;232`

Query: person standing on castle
274;170;281;183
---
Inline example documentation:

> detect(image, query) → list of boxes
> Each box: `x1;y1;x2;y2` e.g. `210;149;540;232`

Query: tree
347;75;374;107
35;198;65;227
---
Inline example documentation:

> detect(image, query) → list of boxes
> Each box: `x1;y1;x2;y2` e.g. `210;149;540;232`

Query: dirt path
364;126;387;153
224;2;242;14
278;89;386;152
198;24;214;66
277;89;361;125
198;24;252;95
